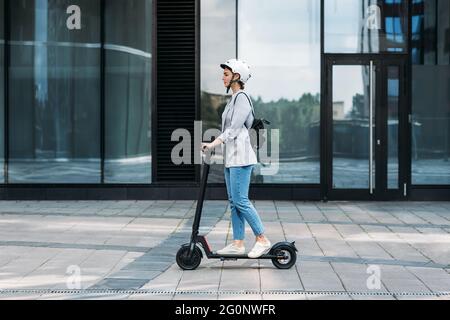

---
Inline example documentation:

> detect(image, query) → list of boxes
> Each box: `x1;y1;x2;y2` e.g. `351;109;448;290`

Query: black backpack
233;92;271;150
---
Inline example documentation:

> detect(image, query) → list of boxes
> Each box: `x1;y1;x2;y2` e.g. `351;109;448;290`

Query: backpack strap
232;92;255;129
234;92;255;117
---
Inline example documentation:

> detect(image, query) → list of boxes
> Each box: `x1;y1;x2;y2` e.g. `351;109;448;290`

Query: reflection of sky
333;66;366;114
238;0;321;102
388;79;399;97
334;69;400;115
386;17;404;42
201;0;236;95
326;0;408;53
325;0;363;52
201;0;321;102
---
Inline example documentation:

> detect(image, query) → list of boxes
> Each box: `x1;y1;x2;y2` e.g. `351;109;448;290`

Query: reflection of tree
201;91;229;134
350;93;365;119
201;91;320;159
256;94;320;158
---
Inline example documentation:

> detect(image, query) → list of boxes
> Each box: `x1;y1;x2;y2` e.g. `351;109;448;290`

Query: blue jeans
224;165;265;240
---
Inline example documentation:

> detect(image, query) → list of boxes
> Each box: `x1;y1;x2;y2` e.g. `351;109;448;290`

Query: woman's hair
225;66;245;89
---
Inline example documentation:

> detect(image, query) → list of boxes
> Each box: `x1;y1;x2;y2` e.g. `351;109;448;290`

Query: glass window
8;0;101;183
200;0;236;183
412;0;450;185
104;0;153;183
332;65;374;189
0;0;4;183
238;0;321;184
325;0;408;53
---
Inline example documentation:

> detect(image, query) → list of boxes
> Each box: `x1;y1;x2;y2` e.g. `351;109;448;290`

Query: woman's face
222;68;239;87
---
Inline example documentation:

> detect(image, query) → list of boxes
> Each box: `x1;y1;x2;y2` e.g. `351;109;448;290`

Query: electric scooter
176;146;298;270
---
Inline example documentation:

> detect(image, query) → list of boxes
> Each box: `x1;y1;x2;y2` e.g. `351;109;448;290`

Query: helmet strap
226;73;240;94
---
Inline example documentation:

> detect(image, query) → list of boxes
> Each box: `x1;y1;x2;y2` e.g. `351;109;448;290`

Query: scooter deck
194;236;295;261
208;253;281;260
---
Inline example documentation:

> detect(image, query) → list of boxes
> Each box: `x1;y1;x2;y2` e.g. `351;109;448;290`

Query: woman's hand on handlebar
201;143;212;152
201;138;223;153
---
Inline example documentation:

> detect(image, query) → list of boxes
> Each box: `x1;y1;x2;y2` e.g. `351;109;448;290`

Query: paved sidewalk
0;200;450;300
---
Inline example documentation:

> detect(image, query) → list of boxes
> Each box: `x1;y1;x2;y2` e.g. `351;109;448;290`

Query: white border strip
0;289;449;297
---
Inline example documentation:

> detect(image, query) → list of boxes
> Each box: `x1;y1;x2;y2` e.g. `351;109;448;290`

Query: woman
201;59;271;259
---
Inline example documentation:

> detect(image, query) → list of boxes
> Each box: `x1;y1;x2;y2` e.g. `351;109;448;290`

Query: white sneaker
248;241;271;258
216;243;245;255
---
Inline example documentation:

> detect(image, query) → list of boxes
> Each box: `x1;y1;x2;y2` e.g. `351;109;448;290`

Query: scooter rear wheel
271;244;297;269
176;245;202;270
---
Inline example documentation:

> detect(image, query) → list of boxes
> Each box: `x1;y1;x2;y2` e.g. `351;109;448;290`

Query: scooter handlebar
201;144;216;164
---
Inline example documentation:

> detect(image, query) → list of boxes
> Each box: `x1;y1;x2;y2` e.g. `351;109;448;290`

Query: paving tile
307;293;352;300
260;268;303;291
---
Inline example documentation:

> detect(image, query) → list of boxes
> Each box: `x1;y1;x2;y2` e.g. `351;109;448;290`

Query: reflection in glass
0;0;4;183
8;0;101;183
325;0;408;53
412;0;450;185
200;0;236;183
104;0;152;183
238;0;321;184
387;66;399;189
332;65;374;189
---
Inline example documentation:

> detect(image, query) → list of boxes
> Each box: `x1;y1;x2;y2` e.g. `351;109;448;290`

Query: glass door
324;55;408;200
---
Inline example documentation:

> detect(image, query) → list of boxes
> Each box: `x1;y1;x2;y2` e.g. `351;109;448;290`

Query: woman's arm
202;137;223;151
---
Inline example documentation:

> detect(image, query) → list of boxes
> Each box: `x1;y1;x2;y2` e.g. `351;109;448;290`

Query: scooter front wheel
176;245;202;270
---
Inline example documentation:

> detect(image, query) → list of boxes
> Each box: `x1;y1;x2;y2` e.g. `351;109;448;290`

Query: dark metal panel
151;0;158;184
320;0;327;201
155;0;197;183
86;187;128;200
0;185;447;201
4;0;9;184
194;0;201;186
44;188;89;200
100;0;105;184
410;187;450;201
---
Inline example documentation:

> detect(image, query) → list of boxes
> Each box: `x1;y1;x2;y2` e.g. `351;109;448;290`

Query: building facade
0;0;449;201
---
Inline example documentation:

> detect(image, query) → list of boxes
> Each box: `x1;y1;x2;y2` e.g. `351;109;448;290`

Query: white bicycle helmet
220;59;252;93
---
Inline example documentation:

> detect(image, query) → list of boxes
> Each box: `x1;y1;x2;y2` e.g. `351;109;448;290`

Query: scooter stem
191;148;214;242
